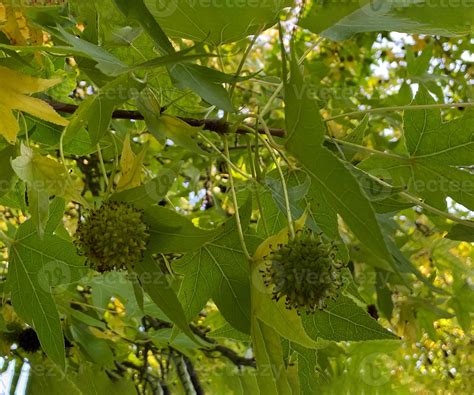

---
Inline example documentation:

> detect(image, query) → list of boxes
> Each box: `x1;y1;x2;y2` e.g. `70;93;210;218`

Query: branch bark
46;100;286;138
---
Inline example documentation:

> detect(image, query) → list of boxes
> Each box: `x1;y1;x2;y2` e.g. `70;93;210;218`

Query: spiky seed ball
264;231;344;313
18;328;41;353
74;201;150;273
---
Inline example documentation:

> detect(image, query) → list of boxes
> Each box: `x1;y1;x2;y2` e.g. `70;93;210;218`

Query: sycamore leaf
174;201;255;334
8;220;86;369
251;319;292;395
360;87;474;211
116;135;147;192
0;66;69;144
11;144;84;236
11;144;82;201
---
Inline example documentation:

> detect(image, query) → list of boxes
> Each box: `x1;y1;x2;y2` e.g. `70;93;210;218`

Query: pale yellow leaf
116;135;146;191
11;143;84;203
0;65;61;94
5;93;69;126
0;66;69;143
0;104;19;143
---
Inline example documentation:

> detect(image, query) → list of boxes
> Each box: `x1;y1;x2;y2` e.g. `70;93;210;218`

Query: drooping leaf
11;144;83;236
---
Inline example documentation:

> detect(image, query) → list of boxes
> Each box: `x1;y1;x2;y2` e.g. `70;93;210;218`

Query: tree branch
144;316;256;368
46;100;286;138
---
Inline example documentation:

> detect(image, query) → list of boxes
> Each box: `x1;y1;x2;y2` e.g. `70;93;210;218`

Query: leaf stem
246;137;269;238
223;136;252;261
325;102;474;122
0;230;13;246
257;133;296;240
229;27;263;100
327;137;406;160
200;134;252;179
364;172;474;228
96;143;109;188
260;37;324;118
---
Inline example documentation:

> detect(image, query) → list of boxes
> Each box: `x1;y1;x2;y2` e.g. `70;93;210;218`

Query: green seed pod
74;201;150;273
264;230;344;313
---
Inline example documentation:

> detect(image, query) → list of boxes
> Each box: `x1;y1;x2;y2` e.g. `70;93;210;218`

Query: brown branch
144;316;256;368
47;100;286;138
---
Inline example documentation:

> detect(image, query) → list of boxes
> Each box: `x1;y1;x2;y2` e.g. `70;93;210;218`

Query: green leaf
446;224;474;242
111;162;181;209
137;92;209;154
55;25;207;76
144;0;292;44
135;253;204;345
70;322;114;365
144;206;216;253
113;0;175;54
251;318;292;395
170;63;235;112
174;201;255;333
284;53;390;263
63;74;145;145
302;296;398;341
0;145;16;197
360;87;474;211
8;220;87;369
300;1;474;41
55;25;127;76
28;360;136;395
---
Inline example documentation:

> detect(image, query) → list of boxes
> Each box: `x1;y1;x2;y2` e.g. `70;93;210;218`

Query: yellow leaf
0;66;68;144
0;105;18;143
116;134;146;191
